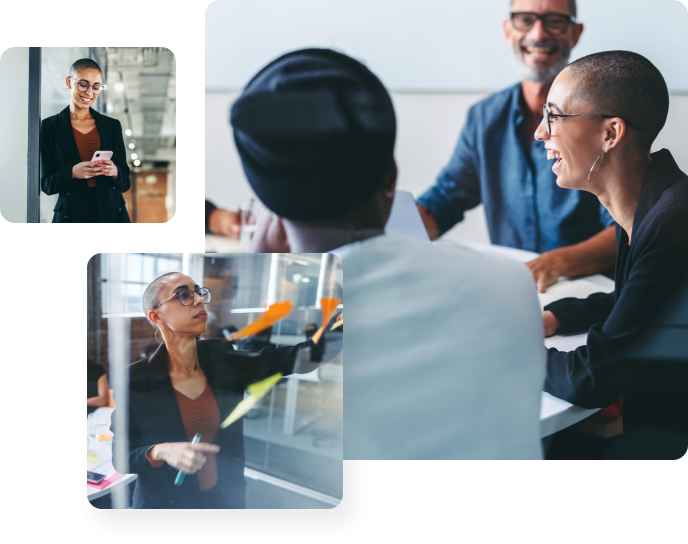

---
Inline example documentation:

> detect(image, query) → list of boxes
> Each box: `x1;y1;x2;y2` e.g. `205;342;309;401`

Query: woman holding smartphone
39;58;131;223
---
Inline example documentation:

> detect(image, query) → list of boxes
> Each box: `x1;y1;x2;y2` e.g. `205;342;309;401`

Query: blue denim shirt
417;83;614;253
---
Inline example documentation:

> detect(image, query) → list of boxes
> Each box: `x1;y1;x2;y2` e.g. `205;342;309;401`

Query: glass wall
87;253;343;508
40;47;90;222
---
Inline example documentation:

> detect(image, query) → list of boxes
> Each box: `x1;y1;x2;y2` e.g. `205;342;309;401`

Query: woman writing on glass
112;272;330;508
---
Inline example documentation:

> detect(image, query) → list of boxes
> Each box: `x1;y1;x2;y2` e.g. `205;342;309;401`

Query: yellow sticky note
87;453;100;471
221;373;282;429
330;319;343;331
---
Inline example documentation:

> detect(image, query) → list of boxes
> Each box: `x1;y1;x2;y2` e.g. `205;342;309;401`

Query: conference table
455;242;616;438
86;407;136;502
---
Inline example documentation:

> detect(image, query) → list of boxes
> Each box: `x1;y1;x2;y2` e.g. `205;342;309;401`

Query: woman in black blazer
535;52;688;458
39;58;131;223
112;271;329;508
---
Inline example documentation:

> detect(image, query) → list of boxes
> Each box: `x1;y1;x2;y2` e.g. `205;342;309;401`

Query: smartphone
91;151;113;162
87;471;107;484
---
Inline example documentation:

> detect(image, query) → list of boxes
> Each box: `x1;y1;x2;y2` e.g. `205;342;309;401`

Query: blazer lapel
56;106;82;166
92;108;113;154
146;344;189;444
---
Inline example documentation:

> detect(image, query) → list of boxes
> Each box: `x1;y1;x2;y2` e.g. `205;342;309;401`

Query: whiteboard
206;0;688;93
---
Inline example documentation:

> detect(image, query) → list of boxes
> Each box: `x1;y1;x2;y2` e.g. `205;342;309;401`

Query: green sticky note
220;372;282;429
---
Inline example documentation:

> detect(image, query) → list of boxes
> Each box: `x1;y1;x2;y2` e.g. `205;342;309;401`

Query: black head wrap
230;48;396;221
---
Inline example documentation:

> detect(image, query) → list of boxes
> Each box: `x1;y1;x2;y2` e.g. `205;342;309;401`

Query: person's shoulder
92;108;120;127
469;82;520;114
40;112;60;129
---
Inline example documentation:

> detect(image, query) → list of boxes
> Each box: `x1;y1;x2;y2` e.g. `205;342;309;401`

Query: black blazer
111;338;308;509
544;149;688;426
40;106;131;223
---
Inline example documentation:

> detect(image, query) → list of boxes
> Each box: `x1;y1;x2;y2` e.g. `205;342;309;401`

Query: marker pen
174;432;202;486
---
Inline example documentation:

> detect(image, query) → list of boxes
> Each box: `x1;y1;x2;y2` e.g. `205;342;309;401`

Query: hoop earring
588;151;605;182
155;329;165;344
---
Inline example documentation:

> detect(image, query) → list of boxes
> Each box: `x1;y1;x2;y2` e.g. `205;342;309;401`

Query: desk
454;242;616;437
205;234;244;253
86;407;137;501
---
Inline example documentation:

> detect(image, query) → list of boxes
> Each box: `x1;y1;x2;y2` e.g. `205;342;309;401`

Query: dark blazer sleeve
205;200;217;234
39;118;77;195
111;366;159;476
544;291;616;334
544;206;688;408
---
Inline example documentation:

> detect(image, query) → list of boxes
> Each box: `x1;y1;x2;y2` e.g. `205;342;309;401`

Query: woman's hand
72;161;100;179
150;442;220;474
208;208;241;238
542;310;561;338
98;160;119;179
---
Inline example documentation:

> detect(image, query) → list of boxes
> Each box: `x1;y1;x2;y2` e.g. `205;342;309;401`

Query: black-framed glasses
69;76;106;95
153;287;212;310
511;12;576;35
543;104;643;136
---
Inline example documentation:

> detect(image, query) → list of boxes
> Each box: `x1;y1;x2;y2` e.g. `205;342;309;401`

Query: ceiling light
125;129;132;136
115;82;124;92
128;143;135;149
134;159;141;166
145;175;157;184
130;153;138;160
302;278;310;283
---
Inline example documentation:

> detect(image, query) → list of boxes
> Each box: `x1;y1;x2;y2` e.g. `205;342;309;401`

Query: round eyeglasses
70;77;106;95
543;104;643;136
153;287;212;310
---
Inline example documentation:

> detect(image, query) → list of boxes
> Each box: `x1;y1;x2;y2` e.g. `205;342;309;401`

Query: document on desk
537;279;613;311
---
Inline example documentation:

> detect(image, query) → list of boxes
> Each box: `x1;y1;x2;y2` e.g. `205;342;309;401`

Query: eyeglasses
543;104;643;136
510;12;576;35
153;287;212;310
69;77;106;95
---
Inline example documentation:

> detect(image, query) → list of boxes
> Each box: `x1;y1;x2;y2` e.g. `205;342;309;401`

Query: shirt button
66;192;71;197
111;186;115;191
167;500;174;505
64;215;69;220
117;207;122;212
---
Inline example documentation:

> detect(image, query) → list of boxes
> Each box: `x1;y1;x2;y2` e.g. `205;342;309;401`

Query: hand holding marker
174;433;202;486
219;297;341;430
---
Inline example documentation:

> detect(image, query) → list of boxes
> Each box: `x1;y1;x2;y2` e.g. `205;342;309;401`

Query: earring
588;151;605;182
155;328;165;344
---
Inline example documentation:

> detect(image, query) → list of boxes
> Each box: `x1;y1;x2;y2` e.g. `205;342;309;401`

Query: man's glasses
70;77;106;95
153;288;212;310
511;12;576;35
543;104;643;136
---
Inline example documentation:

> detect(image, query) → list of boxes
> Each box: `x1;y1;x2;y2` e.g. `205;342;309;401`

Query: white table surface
87;407;137;501
453;242;616;437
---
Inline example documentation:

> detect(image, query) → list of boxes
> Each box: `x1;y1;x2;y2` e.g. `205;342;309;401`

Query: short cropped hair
510;0;576;18
69;58;102;78
142;272;180;328
566;51;669;152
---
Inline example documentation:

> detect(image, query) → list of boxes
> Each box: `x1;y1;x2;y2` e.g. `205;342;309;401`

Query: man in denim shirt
417;0;617;292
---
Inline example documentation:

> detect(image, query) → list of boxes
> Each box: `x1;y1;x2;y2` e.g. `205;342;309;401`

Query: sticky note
220;373;283;429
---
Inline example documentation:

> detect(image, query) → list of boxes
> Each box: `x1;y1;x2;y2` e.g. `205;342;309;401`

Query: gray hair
510;0;576;18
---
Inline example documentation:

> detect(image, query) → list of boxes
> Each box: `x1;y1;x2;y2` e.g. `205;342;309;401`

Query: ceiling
103;47;176;166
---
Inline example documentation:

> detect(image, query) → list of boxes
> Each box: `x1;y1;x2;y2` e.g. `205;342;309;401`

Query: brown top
145;381;221;491
73;126;101;187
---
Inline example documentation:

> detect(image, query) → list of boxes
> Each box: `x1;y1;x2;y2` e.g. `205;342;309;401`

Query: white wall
206;91;688;244
0;47;29;223
206;0;688;93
